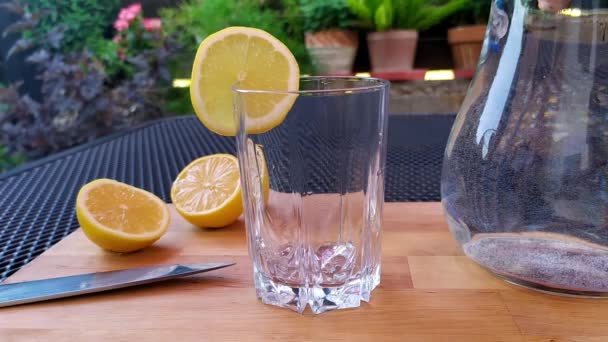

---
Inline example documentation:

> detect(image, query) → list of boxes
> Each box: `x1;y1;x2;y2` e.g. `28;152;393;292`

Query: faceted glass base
254;265;381;314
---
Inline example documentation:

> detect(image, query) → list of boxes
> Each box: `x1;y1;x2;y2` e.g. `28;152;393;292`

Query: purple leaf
79;76;103;100
158;67;172;83
2;18;39;37
155;48;169;61
46;25;66;49
26;49;50;64
0;2;24;15
20;95;41;120
2;123;19;135
126;55;149;69
6;39;34;59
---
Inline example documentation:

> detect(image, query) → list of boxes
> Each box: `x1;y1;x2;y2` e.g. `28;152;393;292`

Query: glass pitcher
442;0;608;296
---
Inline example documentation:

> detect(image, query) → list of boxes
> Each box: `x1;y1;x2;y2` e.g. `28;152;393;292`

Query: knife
0;262;235;308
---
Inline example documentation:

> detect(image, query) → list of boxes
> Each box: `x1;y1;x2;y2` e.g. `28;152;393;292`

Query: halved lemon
190;26;300;136
76;179;170;253
171;154;243;228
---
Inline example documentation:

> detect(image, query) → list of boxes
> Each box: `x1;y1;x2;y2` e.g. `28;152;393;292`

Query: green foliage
165;88;194;116
1;2;177;159
22;0;121;52
160;0;314;115
300;0;357;33
347;0;469;31
84;36;126;78
0;145;25;174
278;0;307;39
160;0;312;73
451;1;492;26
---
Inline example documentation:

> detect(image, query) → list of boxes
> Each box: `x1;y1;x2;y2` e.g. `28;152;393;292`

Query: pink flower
118;3;142;22
118;9;128;20
126;3;142;14
112;35;123;43
120;9;137;21
143;18;162;31
114;19;129;31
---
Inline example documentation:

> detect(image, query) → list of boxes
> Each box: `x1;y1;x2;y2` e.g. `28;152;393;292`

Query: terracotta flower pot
538;0;572;12
367;30;418;72
448;25;487;70
305;29;359;74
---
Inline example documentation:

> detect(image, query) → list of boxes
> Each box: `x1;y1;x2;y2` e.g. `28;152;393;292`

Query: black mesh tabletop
0;114;454;282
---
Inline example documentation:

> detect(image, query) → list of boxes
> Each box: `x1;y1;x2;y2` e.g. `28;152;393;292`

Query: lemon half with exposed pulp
171;154;243;228
190;26;300;136
76;179;171;253
171;149;270;228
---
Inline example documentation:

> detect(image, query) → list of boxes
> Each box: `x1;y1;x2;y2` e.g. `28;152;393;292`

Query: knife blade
0;262;235;308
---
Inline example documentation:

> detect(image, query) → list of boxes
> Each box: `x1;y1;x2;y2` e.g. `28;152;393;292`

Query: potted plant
447;1;491;71
301;0;358;74
538;0;572;12
347;0;467;72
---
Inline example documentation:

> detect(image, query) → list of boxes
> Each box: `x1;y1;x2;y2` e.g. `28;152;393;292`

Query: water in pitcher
442;3;608;295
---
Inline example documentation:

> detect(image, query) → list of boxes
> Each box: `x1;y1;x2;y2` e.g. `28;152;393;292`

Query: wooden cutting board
2;203;608;341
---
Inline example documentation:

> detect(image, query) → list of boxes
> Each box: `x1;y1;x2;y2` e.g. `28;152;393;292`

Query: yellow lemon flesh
171;154;243;228
190;26;299;136
76;179;170;253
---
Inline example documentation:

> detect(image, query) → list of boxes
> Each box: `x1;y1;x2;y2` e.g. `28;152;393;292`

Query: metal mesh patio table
0;114;454;282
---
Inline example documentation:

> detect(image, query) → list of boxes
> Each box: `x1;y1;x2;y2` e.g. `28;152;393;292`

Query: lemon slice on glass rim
190;26;300;136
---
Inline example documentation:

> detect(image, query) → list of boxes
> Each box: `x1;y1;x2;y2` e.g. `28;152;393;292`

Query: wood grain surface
2;203;608;342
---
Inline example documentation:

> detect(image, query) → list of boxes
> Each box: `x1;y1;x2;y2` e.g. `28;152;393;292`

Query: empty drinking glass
233;77;389;314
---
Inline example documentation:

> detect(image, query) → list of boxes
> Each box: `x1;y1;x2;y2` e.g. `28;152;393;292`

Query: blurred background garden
0;0;494;173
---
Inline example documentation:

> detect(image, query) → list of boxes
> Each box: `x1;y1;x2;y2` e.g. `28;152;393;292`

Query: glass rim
232;76;389;95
